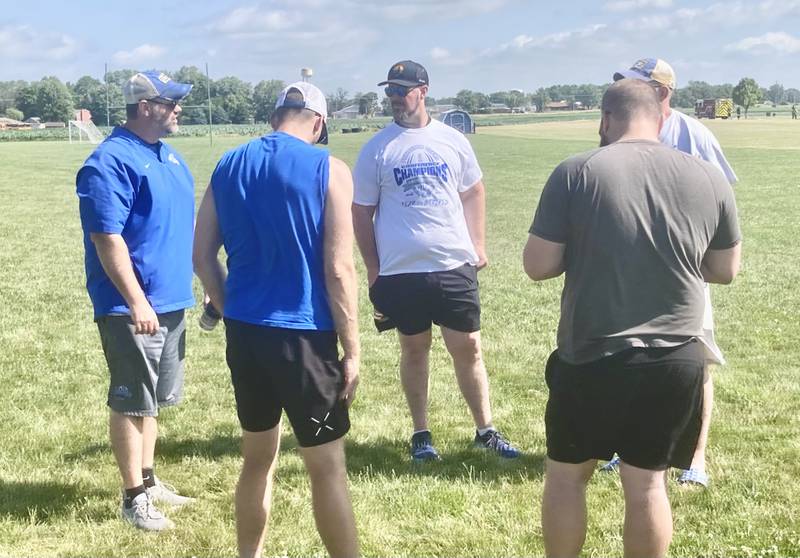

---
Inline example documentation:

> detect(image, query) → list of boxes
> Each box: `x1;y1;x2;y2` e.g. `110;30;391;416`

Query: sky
2;0;800;97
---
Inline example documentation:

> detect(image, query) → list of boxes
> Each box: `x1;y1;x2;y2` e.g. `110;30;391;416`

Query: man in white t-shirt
601;57;738;487
352;60;520;461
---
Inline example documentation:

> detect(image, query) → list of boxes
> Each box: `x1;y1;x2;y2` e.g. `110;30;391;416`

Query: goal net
69;120;105;144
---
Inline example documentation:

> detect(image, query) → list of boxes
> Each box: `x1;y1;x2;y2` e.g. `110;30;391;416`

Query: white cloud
358;0;508;21
605;0;672;12
212;6;302;35
430;47;451;60
726;31;800;53
486;24;607;55
112;44;166;64
0;24;79;61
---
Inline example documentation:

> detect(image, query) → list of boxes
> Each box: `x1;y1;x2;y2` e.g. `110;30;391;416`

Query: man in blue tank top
76;71;196;532
194;82;360;558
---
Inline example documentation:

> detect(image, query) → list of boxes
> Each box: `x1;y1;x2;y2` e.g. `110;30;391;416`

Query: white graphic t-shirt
659;109;738;184
354;119;482;276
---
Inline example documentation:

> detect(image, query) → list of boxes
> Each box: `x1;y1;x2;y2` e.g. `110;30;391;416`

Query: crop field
0;117;798;557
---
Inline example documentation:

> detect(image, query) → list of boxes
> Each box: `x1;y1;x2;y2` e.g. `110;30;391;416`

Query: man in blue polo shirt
76;71;196;531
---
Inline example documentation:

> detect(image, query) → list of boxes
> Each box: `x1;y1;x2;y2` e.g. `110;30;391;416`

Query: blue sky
2;0;799;96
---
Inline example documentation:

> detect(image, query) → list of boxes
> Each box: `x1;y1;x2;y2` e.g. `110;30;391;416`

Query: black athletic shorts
544;340;705;471
224;319;350;447
369;263;480;335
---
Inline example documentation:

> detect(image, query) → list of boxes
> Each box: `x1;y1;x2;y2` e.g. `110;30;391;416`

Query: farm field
0;118;798;557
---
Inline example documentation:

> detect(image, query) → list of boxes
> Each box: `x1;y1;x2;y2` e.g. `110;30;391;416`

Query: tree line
1;68;796;125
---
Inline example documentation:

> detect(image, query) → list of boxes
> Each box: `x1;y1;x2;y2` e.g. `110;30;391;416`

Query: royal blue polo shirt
76;127;195;318
211;132;333;330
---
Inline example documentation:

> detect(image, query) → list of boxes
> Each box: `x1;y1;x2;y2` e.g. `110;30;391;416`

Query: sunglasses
384;84;420;97
146;97;179;110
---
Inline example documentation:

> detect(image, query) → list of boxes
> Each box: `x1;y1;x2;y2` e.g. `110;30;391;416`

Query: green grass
0;120;798;557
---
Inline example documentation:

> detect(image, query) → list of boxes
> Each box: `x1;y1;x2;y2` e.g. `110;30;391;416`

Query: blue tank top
211;132;333;330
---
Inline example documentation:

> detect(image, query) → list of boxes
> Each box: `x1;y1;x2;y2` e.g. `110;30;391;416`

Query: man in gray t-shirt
523;79;741;558
530;135;740;365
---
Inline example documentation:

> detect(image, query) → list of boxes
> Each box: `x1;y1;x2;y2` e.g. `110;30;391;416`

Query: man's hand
130;300;159;335
367;267;379;287
475;250;489;271
339;356;360;407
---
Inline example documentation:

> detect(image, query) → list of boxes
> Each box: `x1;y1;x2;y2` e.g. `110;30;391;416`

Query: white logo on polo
144;163;151;169
168;153;180;165
310;412;334;437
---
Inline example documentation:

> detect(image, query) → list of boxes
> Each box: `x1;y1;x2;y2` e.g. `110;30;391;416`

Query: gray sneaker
146;476;195;507
121;492;174;531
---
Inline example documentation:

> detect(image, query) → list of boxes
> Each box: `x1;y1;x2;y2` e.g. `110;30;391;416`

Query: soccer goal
68;120;105;144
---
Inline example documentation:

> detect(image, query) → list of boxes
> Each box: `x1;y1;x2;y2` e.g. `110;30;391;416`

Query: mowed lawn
0;118;798;557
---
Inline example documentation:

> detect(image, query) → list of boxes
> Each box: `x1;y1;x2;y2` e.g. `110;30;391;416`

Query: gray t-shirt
530;139;741;364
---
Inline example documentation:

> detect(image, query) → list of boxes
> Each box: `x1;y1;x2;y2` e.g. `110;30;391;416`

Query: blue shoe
473;429;521;459
411;431;441;461
678;468;709;488
599;455;621;472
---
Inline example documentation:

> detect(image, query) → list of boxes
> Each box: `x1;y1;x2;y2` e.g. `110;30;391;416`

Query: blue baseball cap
123;71;193;104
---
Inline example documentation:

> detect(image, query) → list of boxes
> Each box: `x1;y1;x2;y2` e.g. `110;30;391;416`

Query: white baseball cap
613;58;676;90
275;81;328;144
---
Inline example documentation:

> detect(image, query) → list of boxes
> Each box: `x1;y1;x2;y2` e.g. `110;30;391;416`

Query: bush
4;107;23;121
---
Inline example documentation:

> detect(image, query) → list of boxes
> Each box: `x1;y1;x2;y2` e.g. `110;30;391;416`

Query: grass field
0;117;799;557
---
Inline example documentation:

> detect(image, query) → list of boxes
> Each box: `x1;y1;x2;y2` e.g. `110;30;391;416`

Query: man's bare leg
440;327;492;429
619;461;672;558
398;330;433;432
689;367;713;473
109;410;144;489
236;426;281;558
299;438;359;558
541;458;596;558
141;416;157;470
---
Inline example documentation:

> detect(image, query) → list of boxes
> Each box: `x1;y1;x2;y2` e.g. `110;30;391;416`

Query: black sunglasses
384;84;420;98
146;97;179;109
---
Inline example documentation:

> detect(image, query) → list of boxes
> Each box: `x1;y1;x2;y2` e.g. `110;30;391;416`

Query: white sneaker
121;492;174;531
146;476;195;507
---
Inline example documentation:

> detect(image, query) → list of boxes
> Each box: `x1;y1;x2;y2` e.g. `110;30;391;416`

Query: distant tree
713;83;734;99
489;91;508;105
455;89;477;112
0;80;27;113
70;75;107;124
381;96;392;116
767;83;785;105
5;107;23;121
327;88;350;112
358;91;379;117
16;77;74;122
574;84;599;109
212;76;254;124
507;90;526;109
531;88;549;111
732;78;762;118
173;66;212;125
426;96;436;107
253;79;285;123
474;92;490;111
785;88;800;103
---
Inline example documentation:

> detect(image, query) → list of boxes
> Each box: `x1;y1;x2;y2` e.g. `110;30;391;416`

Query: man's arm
192;184;227;312
90;233;159;334
523;233;566;281
460;180;487;269
352;203;380;286
701;242;741;284
325;156;360;405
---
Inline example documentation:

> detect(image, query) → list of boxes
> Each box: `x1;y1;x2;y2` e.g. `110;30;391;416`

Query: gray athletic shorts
96;310;186;417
